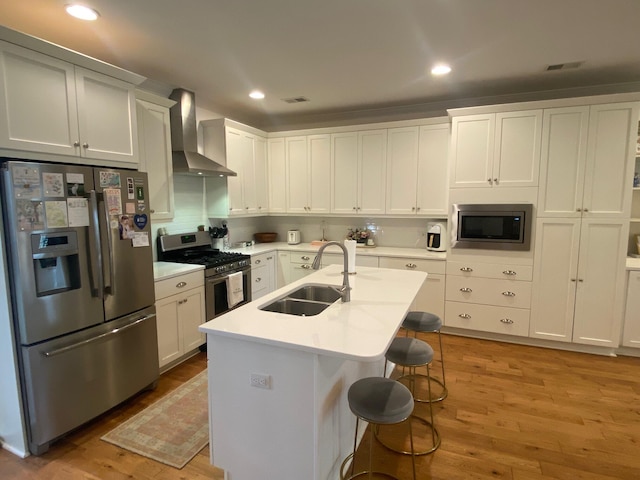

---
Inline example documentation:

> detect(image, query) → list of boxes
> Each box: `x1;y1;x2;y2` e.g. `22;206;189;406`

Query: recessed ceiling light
431;64;452;76
66;4;100;21
249;90;265;100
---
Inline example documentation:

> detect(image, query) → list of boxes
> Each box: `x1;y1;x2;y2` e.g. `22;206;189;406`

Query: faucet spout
312;241;351;302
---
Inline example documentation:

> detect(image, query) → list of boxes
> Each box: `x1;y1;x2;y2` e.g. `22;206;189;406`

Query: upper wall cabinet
386;123;449;216
286;135;331;214
136;92;175;220
331;130;387;215
450;110;542;189
0;41;138;166
267;138;287;213
537;102;639;219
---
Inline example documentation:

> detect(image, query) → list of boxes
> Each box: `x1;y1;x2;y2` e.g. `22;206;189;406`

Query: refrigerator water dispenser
31;232;81;296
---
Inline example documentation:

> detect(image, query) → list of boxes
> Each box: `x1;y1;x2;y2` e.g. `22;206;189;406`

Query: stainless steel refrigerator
0;159;158;454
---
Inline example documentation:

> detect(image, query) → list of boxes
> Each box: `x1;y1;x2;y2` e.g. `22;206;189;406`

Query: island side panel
207;334;316;480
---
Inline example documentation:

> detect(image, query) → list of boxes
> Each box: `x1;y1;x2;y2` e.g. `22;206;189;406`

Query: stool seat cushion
348;377;414;425
386;337;434;367
402;311;442;332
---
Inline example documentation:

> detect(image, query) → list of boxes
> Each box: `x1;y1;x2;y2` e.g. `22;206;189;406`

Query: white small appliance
426;222;447;251
287;230;301;245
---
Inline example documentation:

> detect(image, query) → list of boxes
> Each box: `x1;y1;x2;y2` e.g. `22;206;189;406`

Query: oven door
205;268;251;320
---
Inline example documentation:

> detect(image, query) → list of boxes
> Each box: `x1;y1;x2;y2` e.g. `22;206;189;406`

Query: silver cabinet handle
267;256;273;260
500;318;514;324
405;263;417;269
502;270;517;276
255;259;261;264
74;140;80;147
255;277;262;283
459;313;471;319
353;206;357;210
576;208;582;212
578;279;584;282
571;278;576;282
502;291;516;297
460;267;473;272
493;178;499;184
460;287;472;293
301;264;311;269
583;208;589;212
416;206;420;211
301;256;310;261
488;178;493;184
411;207;416;211
82;142;89;148
176;281;187;288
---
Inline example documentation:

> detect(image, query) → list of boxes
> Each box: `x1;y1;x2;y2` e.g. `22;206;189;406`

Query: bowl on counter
254;232;278;243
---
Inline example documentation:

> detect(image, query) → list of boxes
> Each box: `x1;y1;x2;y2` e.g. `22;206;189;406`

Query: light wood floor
1;333;639;479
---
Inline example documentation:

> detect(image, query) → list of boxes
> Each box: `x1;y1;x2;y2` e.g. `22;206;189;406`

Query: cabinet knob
267;256;273;260
411;207;416;211
301;264;311;269
502;291;516;297
576;208;582;212
571;278;576;282
405;263;417;269
176;281;187;288
459;313;471;319
460;287;472;293
150;209;155;213
488;178;493;184
245;206;249;210
183;298;188;304
255;259;261;264
353;206;357;210
502;270;517;276
82;142;89;149
255;277;262;283
73;141;80;147
493;178;498;184
301;256;310;261
583;208;589;212
578;278;584;282
500;318;514;324
460;267;473;272
416;207;420;211
258;206;262;210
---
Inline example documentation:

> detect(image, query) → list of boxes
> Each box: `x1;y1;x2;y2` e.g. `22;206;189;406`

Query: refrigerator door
1;161;104;345
20;306;158;454
94;168;155;321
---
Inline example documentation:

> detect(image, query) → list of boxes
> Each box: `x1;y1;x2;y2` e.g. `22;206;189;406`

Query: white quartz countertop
199;264;427;361
626;257;640;270
227;241;446;260
153;261;204;281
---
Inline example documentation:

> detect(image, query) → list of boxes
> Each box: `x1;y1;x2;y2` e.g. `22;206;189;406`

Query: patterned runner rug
101;370;209;469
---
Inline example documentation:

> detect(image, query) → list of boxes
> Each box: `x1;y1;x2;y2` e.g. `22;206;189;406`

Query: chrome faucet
312;241;351;302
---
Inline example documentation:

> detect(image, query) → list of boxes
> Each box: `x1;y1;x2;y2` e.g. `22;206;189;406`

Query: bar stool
402;311;447;402
340;377;416;480
378;337;441;455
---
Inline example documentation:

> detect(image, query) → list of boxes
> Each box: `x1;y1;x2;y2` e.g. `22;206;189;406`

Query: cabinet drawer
290;253;315;264
446;261;532;281
446;276;531;309
155;271;204;300
251;264;270;300
379;257;446;274
251;252;275;266
445;301;530;336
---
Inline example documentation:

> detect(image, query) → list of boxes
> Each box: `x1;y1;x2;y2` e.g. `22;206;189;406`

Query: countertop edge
153;262;204;281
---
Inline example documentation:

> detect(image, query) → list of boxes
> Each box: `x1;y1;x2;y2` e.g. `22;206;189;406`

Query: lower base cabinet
251;252;276;300
155;271;206;369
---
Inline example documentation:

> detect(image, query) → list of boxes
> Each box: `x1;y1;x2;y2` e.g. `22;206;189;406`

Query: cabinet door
582;102;639;218
181;287;206;352
225;128;245;215
622;271;640;348
530;218;581;342
450;114;494;188
75;67;138;165
572;219;628;346
136;99;174;220
331;132;359;214
254;136;269;213
537;106;589;217
268;138;287;213
286;136;309;213
240;132;256;214
416;124;449;215
0;41;79;157
386;126;419;214
414;274;445;320
308;134;331;213
492;110;542;187
358;130;387;215
155;296;182;367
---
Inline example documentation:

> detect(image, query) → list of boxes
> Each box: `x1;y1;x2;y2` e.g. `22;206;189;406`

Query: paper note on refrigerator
67;198;90;227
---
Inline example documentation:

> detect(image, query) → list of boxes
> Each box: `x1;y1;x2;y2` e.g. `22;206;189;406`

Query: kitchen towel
226;271;244;308
344;239;357;273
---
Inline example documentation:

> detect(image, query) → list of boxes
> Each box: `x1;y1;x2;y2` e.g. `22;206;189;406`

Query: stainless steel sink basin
259;283;342;316
286;284;342;303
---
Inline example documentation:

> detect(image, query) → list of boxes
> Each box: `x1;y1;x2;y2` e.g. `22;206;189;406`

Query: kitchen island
199;264;427;480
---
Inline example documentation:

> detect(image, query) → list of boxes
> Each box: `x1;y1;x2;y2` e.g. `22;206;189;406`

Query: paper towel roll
344;239;357;273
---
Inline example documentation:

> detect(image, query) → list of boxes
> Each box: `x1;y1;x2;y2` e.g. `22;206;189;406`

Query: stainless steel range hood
169;88;236;177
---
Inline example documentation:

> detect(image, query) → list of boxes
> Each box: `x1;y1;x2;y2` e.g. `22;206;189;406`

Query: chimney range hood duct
169;88;236;177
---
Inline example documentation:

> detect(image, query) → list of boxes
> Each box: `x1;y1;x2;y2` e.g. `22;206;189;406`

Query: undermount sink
259;283;342;317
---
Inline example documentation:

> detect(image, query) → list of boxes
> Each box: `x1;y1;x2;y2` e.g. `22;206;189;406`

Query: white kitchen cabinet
530;217;628;347
331;130;387;215
444;259;532;337
622;270;640;348
538;103;639;218
155;271;206;370
385;126;419;214
136;92;175;220
286;135;331;214
378;257;445;319
251;251;276;300
449;110;542;189
289;252;316;282
0;40;138;165
268;138;287;213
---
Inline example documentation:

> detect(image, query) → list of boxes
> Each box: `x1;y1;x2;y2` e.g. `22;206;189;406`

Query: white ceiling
2;0;640;130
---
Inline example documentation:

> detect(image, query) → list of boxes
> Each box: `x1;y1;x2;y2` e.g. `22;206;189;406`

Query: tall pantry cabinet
530;102;639;347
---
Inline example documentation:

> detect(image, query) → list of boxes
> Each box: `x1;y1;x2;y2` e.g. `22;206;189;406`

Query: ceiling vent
282;96;310;104
546;61;584;71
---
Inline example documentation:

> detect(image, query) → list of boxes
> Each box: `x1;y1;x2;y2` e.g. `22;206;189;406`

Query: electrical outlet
250;373;271;389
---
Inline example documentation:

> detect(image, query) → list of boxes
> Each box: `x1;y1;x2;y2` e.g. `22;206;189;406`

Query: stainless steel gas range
157;231;251;320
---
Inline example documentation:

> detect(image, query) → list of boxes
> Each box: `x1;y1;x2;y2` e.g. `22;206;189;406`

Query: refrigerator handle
88;190;104;299
98;194;116;296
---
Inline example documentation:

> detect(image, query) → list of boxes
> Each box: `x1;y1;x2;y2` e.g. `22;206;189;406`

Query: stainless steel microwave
451;203;533;251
